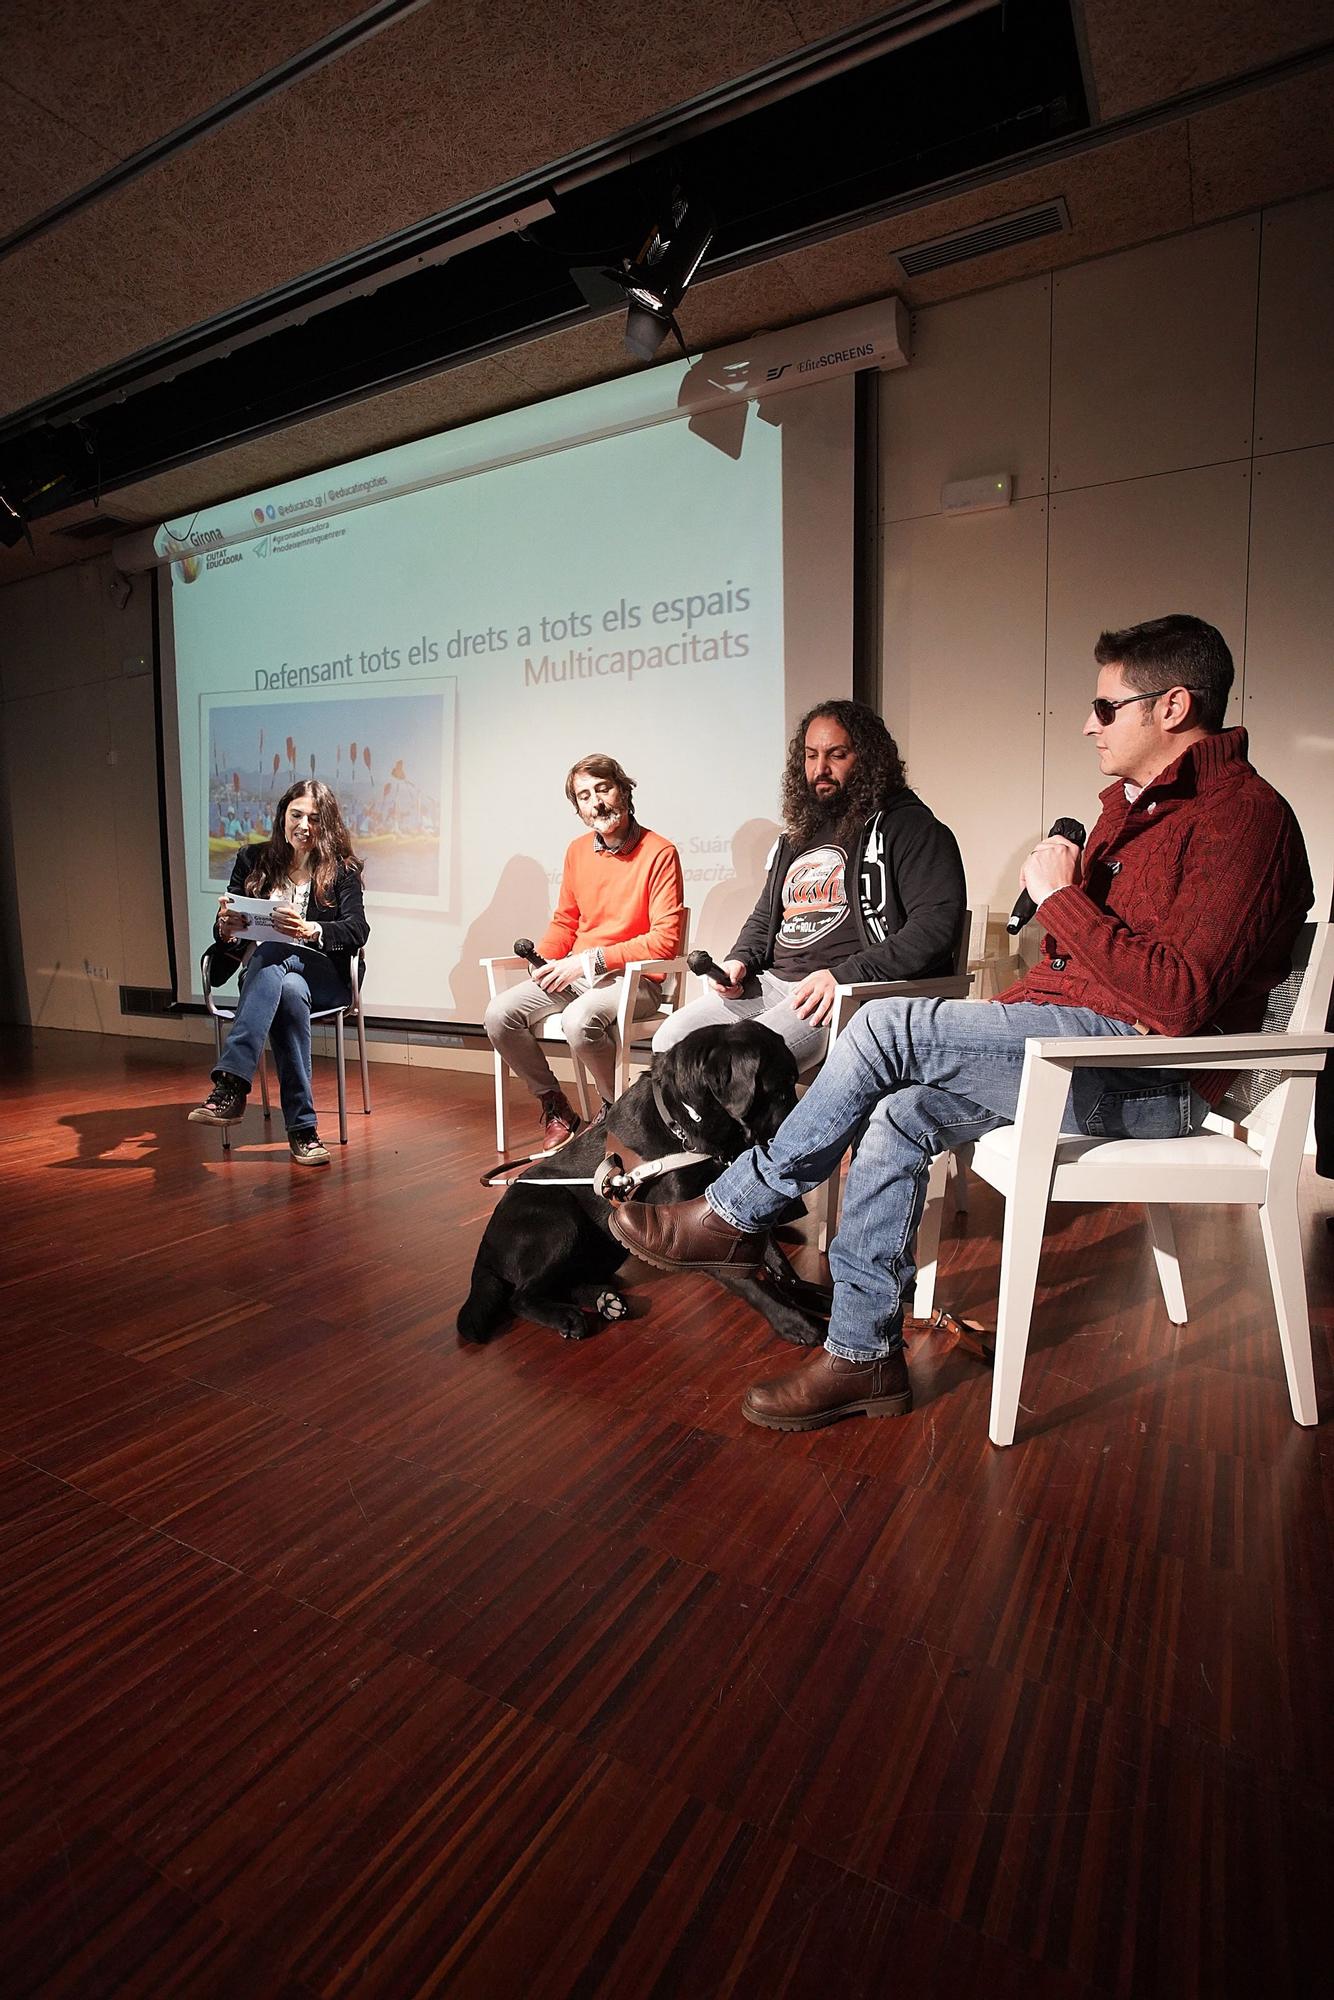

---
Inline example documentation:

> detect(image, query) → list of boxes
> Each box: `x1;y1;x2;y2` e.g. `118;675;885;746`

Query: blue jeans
215;944;350;1135
706;998;1203;1362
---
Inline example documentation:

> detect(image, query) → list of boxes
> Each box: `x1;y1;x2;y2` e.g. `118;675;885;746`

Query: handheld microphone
514;937;546;968
688;948;734;985
1007;817;1087;933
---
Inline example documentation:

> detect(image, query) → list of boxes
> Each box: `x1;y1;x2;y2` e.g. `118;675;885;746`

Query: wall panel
1043;463;1252;826
883;497;1048;913
1244;444;1334;908
1254;189;1334;460
882;277;1050;524
1050;218;1258;491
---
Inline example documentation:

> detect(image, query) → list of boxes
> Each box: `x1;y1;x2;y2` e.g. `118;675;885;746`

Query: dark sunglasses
1091;686;1201;726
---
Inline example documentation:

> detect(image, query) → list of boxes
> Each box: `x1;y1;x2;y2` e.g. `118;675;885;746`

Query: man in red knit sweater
609;614;1314;1429
485;753;684;1148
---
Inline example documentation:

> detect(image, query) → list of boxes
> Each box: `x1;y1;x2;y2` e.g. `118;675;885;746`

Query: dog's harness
480;1079;720;1201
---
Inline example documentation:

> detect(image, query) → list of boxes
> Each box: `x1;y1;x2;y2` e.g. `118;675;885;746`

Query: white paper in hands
220;894;295;946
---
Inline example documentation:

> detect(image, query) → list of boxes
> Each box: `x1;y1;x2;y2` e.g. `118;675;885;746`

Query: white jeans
484;974;662;1104
651;969;829;1071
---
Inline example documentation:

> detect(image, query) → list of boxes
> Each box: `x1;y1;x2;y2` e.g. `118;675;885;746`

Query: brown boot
742;1347;912;1432
608;1193;765;1273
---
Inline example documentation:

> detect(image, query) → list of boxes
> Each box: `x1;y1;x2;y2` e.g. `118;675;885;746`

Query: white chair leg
569;1059;591;1121
950;1143;973;1214
334;1014;348;1145
988;1195;1049;1447
912;1151;952;1320
1258;1198;1318;1425
988;1053;1068;1447
213;1018;232;1154
493;1055;509;1155
357;1013;372;1114
1145;1205;1187;1322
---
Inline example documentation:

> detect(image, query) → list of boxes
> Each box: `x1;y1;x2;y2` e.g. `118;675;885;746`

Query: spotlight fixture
619;187;714;360
0;484;29;551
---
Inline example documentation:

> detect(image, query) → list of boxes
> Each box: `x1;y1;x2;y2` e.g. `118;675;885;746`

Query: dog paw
595;1288;629;1323
558;1310;594;1341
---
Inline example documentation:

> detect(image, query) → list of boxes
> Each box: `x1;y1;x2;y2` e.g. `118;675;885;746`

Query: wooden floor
1;1027;1331;1999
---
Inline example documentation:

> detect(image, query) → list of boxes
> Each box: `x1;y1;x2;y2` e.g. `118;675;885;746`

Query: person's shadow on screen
451;854;552;1021
694;818;779;959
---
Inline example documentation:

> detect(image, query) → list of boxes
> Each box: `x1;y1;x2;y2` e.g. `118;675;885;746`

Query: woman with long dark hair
189;779;369;1165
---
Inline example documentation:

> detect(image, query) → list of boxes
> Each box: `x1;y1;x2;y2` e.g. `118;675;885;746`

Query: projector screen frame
153;348;882;1034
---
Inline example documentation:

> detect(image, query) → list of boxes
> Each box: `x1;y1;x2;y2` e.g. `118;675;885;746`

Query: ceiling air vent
894;197;1069;277
54;513;137;542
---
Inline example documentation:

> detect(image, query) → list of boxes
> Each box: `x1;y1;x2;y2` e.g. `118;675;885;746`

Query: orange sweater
538;826;685;975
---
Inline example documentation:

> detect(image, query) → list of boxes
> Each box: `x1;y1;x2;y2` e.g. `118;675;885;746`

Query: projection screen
155;357;859;1025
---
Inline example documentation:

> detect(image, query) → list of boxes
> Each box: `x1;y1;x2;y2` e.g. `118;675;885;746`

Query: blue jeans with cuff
705;997;1203;1363
215;943;350;1135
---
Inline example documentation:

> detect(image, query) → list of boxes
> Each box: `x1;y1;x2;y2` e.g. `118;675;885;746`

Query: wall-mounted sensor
941;473;1013;515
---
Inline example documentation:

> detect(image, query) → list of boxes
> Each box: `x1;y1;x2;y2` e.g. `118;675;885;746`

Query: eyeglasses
1090;687;1200;726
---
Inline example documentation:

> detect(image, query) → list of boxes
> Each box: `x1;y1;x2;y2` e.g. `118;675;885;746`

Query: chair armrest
616;956;690;1039
1023;1030;1334;1073
479;954;528;1001
620;955;690;981
829;972;974;1040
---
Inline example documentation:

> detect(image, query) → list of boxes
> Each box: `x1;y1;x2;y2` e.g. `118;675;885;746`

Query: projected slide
160;369;854;1024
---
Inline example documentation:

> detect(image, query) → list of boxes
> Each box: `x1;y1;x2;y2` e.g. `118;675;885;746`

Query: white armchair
955;921;1334;1445
482;921;692;1154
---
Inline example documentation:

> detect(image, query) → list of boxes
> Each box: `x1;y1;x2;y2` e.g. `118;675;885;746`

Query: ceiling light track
0;0;431;266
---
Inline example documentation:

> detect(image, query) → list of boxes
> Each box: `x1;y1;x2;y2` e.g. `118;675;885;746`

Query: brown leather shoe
742;1347;912;1431
608;1194;765;1273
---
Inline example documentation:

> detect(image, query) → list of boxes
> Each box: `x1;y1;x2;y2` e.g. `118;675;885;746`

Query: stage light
624;303;673;362
619;187;714;359
0;485;28;550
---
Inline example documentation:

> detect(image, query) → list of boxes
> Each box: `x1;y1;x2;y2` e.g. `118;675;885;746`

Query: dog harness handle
479;1145;713;1196
593;1148;714;1205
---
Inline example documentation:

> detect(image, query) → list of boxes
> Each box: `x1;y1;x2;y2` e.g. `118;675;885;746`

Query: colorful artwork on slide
200;681;456;906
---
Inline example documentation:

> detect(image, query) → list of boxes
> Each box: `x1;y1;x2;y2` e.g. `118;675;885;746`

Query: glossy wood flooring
1;1027;1331;1999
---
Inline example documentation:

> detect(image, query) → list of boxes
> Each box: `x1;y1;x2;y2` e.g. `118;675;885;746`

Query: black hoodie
729;788;966;984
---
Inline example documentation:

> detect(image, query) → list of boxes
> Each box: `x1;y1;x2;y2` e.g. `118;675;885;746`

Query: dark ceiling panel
1081;0;1333;118
0;0;379;159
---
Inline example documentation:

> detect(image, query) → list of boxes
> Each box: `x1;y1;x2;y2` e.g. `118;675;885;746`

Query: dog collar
651;1077;717;1157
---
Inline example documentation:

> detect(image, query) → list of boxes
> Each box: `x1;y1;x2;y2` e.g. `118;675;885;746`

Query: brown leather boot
608;1194;765;1273
742;1347;912;1431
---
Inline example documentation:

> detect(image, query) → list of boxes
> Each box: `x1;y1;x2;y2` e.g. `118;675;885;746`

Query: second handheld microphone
687;948;736;986
1007;817;1087;933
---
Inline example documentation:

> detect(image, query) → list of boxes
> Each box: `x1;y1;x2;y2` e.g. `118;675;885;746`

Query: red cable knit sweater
997;728;1313;1104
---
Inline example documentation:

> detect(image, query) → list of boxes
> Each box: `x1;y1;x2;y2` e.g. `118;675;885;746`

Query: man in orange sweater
484;753;685;1148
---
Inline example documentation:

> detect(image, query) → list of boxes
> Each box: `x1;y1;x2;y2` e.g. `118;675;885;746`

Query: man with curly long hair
653;699;965;1068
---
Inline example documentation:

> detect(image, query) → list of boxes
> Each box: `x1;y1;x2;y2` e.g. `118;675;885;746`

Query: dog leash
480;1145;714;1199
480;1077;718;1200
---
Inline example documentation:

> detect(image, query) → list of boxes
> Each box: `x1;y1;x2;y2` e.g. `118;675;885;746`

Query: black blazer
208;845;370;989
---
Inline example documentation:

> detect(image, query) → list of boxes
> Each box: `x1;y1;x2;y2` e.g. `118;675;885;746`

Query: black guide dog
458;1021;831;1345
